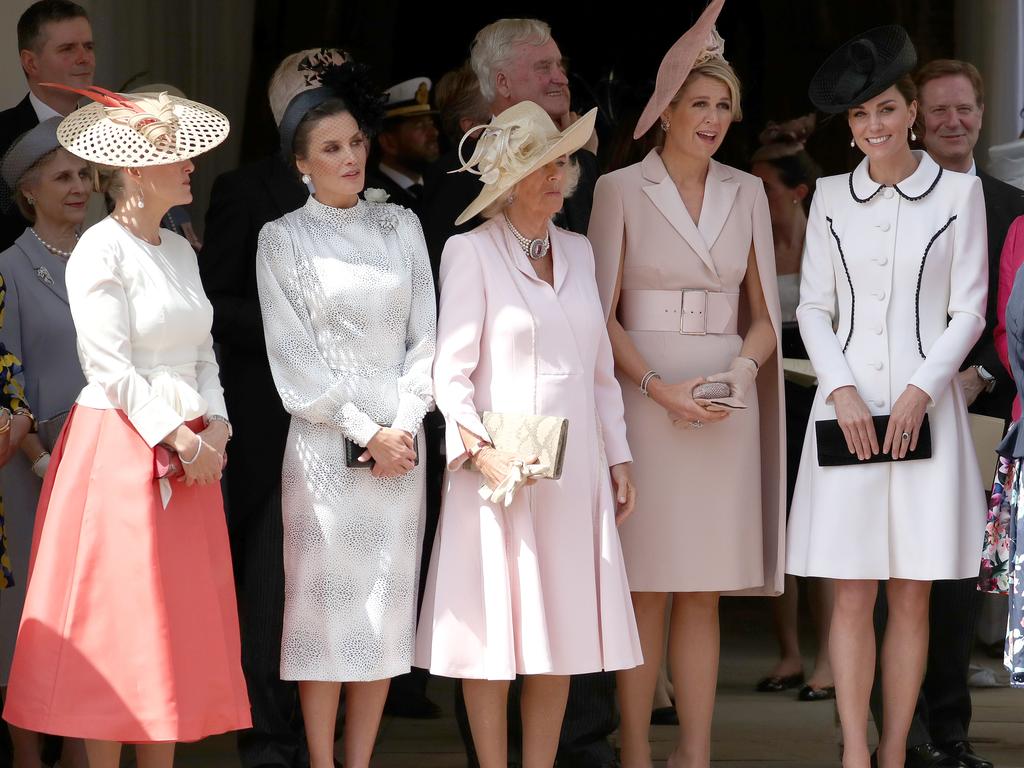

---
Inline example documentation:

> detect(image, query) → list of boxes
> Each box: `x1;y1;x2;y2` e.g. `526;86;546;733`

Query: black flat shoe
939;741;993;768
650;705;679;725
755;671;804;692
905;743;968;768
797;684;836;701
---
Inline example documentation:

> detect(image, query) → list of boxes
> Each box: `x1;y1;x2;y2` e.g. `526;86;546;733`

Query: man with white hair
421;18;599;274
199;47;345;768
425;23;613;768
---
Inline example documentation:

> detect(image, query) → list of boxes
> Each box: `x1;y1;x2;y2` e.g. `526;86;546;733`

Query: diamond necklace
503;213;550;261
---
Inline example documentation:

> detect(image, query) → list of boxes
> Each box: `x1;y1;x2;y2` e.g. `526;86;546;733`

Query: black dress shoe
905;743;968;768
650;705;679;725
797;684;836;701
755;671;804;692
940;741;993;768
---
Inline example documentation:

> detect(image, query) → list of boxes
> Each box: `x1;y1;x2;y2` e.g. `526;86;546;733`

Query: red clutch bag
154;445;183;479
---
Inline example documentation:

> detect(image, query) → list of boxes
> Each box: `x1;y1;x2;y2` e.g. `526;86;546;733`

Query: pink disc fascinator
633;0;727;140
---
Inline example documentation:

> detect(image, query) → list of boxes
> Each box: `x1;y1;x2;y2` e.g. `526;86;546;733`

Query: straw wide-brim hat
634;0;726;139
807;25;917;114
453;101;597;226
53;89;229;167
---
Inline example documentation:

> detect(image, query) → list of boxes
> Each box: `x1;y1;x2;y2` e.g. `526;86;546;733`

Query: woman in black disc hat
786;25;989;768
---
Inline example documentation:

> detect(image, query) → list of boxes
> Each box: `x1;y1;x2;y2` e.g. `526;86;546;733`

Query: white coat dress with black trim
787;151;988;581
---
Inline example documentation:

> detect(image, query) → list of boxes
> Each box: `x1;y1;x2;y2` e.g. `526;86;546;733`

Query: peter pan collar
849;150;943;204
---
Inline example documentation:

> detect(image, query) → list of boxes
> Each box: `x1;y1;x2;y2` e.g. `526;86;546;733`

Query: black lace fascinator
279;54;386;159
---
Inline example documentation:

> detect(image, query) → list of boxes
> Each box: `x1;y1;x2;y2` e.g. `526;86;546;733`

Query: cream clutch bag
479;411;569;480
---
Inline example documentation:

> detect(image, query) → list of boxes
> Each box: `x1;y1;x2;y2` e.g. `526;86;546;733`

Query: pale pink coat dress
415;217;643;679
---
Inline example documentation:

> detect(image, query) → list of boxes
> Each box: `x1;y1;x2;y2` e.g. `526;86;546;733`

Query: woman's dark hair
893;74;918;106
762;153;822;214
291;62;385;162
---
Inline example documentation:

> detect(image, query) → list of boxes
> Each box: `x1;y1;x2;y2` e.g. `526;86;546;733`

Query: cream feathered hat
43;83;229;167
452;100;597;226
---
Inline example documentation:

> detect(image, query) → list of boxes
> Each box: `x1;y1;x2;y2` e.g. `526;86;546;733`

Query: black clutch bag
345;437;419;469
815;413;932;466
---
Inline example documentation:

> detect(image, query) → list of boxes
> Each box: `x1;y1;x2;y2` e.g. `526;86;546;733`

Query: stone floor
168;598;1023;767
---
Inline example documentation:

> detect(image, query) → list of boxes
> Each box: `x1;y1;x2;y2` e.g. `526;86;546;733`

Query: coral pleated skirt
3;406;251;742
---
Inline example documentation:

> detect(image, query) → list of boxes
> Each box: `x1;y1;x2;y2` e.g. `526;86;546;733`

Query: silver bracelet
640;370;661;397
206;414;233;439
179;435;204;465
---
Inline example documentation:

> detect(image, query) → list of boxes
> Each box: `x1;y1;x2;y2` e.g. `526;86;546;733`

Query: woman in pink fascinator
588;1;785;765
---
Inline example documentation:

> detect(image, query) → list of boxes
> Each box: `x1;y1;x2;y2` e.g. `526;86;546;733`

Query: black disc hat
808;25;917;114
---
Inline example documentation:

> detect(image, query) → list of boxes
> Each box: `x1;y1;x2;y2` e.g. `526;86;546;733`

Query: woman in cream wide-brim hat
3;85;251;768
416;99;642;768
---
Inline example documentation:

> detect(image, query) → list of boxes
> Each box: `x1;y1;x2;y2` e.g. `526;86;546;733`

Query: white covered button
882;188;894;199
870;361;884;370
872;399;886;408
874;256;889;266
878;222;891;232
872;290;886;301
874;325;884;335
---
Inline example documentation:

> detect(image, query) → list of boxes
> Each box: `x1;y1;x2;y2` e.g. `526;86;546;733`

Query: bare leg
136;743;175;768
463;678;511;768
8;723;41;768
617;591;669;768
342;679;391;768
766;574;804;679
667;591;720;768
521;674;570;768
808;577;835;689
83;740;121;768
299;680;342;768
876;579;931;768
830;579;878;768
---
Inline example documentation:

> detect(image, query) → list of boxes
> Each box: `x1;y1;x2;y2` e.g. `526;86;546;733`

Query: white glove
478;459;550;507
705;357;758;404
31;451;51;479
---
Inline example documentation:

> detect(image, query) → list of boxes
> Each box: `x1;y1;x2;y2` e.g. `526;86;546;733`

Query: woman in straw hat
2;86;250;766
788;26;988;768
588;1;785;765
256;60;435;768
415;100;641;768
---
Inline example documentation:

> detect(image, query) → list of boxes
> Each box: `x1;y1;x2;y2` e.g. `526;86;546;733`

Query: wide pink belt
618;288;740;335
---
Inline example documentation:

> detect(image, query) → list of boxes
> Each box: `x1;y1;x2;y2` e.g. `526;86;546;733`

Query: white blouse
65;217;227;447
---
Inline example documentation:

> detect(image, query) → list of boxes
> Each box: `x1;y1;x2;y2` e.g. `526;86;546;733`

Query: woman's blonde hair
92;164;126;212
480;157;580;220
670;57;743;121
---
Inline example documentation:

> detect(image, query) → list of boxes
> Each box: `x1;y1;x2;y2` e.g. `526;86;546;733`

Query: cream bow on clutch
478;459;551;508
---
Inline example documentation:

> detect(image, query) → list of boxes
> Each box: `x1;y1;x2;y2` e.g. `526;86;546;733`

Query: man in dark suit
364;78;439;217
0;0;93;252
199;49;343;768
871;59;1024;768
421;18;612;768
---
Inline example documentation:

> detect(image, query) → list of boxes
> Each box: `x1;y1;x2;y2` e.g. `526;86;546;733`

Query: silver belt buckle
679;289;708;335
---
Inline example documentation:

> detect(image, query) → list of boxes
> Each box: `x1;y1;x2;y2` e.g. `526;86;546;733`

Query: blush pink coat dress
414;217;643;679
589;151;786;596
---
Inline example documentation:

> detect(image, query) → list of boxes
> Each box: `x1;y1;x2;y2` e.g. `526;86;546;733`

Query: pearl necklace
30;228;77;262
504;214;550;261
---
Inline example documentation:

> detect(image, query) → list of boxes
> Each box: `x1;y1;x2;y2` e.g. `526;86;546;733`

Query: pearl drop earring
910;127;917;141
302;173;311;185
661;119;670;132
137;187;145;209
850;138;855;148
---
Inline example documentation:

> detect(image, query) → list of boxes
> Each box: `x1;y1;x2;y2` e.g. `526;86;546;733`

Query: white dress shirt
28;91;63;122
